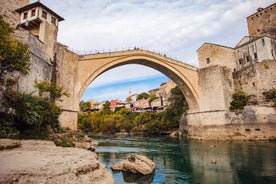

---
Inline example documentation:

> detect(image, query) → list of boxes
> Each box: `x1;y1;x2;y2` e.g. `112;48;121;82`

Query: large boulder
111;154;155;175
0;139;114;184
51;130;98;151
0;139;21;150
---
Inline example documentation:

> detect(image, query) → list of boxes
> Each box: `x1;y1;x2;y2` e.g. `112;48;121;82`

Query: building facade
246;3;276;38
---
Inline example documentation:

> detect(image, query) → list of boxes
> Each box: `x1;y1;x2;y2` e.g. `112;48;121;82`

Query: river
92;134;276;184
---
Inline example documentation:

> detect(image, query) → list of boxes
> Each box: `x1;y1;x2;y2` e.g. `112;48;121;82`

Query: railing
69;47;196;68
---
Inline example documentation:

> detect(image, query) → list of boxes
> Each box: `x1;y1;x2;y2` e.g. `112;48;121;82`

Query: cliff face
0;139;114;184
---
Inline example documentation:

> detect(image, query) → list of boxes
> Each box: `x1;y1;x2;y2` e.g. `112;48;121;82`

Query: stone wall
55;43;79;130
181;105;276;140
14;30;53;94
0;0;29;28
226;106;276;124
233;60;276;103
185;122;276;141
198;65;233;113
181;60;276;140
247;3;276;38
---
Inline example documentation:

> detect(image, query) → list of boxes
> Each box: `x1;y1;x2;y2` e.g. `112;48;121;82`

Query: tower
15;1;64;56
246;3;276;38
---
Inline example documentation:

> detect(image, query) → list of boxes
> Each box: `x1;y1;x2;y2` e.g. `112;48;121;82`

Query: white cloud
45;0;274;64
89;65;164;88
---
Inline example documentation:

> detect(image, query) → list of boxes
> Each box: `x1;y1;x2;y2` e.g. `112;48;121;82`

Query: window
246;56;250;62
23;12;27;19
206;57;210;64
51;16;56;24
254;52;258;59
42;10;47;19
262;38;265;46
31;9;36;17
239;58;243;65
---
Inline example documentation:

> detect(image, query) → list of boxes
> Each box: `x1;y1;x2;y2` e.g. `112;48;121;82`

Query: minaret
129;88;132;95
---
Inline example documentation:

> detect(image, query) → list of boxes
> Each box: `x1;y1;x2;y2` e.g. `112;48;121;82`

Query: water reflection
122;171;155;184
93;135;276;184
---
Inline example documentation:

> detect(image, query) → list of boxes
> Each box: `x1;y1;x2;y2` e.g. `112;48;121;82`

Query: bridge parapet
78;49;198;71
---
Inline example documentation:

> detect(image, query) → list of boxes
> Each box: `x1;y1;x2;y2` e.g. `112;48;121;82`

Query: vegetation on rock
34;80;69;102
263;88;276;107
229;89;249;110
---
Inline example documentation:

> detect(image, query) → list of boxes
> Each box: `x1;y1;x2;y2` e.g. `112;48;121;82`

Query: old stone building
15;1;64;56
0;0;77;128
247;3;276;38
149;80;176;110
235;36;276;70
186;3;276;139
197;43;236;70
197;3;276;108
0;0;64;94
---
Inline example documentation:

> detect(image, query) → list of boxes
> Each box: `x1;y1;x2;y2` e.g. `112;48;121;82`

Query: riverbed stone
51;130;98;151
0;139;21;150
111;154;155;175
0;139;114;184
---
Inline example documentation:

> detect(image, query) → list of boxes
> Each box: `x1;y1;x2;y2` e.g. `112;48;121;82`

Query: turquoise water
92;134;276;184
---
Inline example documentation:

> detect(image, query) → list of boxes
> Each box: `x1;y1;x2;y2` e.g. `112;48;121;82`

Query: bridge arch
77;50;199;112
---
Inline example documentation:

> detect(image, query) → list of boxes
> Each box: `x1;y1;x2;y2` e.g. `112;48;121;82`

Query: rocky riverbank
0;139;114;184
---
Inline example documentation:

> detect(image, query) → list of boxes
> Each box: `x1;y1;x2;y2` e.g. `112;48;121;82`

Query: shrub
1;88;61;137
264;63;270;70
263;88;276;107
34;80;69;102
78;112;92;132
230;89;249;110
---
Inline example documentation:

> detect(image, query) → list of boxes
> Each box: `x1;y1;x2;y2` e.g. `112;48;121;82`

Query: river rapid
92;134;276;184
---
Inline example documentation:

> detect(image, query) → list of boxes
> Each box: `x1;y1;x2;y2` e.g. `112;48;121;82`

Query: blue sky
32;0;275;102
82;74;169;102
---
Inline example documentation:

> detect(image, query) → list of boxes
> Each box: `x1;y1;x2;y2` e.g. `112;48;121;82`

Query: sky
32;0;275;102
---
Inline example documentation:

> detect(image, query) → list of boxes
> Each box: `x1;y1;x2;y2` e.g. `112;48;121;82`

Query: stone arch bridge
57;48;202;130
78;49;199;112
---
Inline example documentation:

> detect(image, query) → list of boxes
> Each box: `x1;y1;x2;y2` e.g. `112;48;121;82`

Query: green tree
134;112;153;125
102;101;112;114
137;92;149;100
162;86;188;128
78;112;91;132
0;16;30;74
149;93;158;105
79;101;91;111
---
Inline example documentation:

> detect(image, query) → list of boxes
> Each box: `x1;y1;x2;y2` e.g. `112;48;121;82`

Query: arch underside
79;58;199;112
